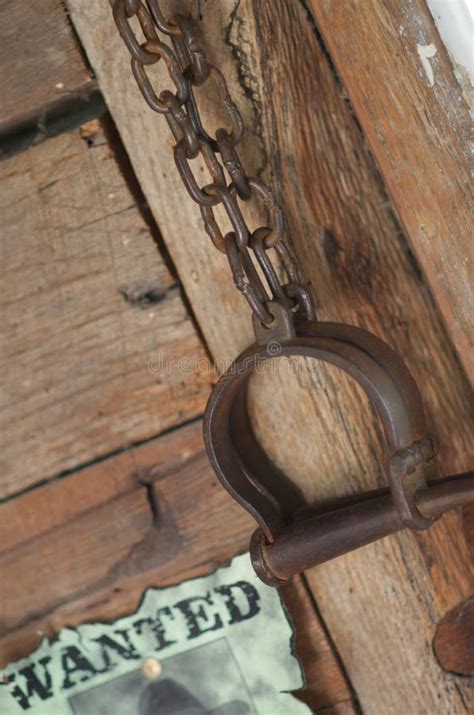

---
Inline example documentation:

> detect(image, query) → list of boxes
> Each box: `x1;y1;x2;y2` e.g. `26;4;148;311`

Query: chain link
112;0;314;327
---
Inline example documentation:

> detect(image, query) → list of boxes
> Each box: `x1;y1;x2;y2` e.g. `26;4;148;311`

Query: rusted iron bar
251;473;474;585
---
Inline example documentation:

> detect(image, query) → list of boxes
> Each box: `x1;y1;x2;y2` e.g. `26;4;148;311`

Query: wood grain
67;1;473;712
463;503;474;552
0;421;355;713
308;0;473;378
0;0;96;137
282;576;357;713
0;120;211;498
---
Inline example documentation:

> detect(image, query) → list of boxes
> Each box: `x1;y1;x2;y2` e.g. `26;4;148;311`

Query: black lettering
92;629;140;672
61;646;99;690
7;657;53;711
174;592;224;639
214;581;261;624
133;607;177;651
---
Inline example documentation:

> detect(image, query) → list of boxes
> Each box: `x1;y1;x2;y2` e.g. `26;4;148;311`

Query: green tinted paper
1;554;311;714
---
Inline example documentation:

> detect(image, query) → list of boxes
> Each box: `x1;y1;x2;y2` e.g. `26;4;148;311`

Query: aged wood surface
0;0;96;137
0;421;355;714
309;0;473;378
68;1;474;712
283;576;357;713
463;503;474;551
0;120;211;498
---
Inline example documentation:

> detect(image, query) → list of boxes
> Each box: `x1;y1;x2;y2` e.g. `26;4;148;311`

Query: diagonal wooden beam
308;0;473;379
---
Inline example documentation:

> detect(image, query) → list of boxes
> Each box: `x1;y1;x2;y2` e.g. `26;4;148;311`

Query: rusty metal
203;319;474;584
112;0;311;324
250;473;474;586
112;2;474;586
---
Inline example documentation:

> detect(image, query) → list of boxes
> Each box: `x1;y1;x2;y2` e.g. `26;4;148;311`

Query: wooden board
0;0;97;138
0;120;211;498
0;421;355;714
308;0;473;378
67;1;474;712
283;576;357;713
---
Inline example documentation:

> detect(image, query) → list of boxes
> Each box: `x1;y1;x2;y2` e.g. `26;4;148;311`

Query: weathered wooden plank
308;0;473;378
0;0;96;137
305;511;473;714
0;120;211;497
67;1;473;712
282;576;356;713
0;421;355;713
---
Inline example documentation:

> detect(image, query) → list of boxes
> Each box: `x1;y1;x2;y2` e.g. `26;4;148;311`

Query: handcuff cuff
204;304;474;585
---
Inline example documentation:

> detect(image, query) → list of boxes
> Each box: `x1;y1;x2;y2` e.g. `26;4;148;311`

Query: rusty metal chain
112;0;314;328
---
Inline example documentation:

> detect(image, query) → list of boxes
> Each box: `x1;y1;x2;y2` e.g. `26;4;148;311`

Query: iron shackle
203;319;474;586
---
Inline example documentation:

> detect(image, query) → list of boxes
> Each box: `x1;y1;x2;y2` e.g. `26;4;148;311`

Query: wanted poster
0;555;311;714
